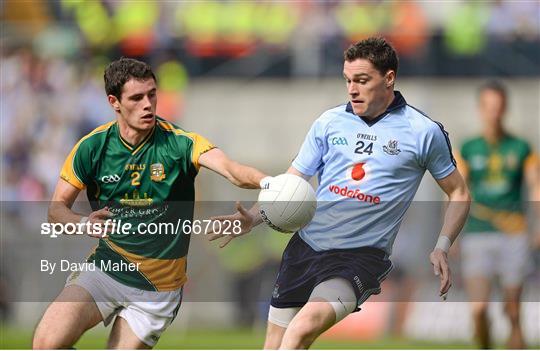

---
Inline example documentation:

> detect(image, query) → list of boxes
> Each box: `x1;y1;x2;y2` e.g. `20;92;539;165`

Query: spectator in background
155;60;189;121
443;1;489;56
333;1;391;43
456;81;540;349
486;0;540;40
386;1;428;57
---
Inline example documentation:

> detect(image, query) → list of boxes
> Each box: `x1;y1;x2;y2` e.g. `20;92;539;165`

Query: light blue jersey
292;91;456;254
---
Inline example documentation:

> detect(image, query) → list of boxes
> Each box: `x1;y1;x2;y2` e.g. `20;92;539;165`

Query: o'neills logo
328;184;380;204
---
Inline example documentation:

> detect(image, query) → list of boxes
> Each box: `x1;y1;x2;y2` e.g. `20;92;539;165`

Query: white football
258;174;317;233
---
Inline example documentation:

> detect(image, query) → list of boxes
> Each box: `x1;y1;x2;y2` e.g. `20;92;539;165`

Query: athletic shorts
461;232;532;287
66;268;182;347
270;233;393;311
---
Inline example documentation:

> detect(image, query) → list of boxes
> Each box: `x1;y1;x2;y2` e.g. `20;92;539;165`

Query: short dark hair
478;80;507;100
104;57;156;99
344;37;399;76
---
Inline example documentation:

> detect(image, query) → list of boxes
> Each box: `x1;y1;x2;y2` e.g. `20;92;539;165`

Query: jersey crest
150;163;166;182
383;139;401;155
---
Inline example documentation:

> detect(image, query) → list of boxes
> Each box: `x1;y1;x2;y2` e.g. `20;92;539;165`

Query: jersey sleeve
421;122;457;179
189;133;215;170
292;117;327;176
60;139;93;189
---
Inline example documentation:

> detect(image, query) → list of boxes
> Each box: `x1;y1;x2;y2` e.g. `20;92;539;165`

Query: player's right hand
207;202;254;248
84;207;114;238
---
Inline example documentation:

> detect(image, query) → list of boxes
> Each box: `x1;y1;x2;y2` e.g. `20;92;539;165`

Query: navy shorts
270;233;393;312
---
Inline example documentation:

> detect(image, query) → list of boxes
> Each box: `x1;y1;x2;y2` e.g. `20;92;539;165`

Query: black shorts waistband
292;232;389;260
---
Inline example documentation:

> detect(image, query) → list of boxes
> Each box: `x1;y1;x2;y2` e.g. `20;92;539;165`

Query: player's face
343;59;394;118
478;89;506;126
109;78;157;132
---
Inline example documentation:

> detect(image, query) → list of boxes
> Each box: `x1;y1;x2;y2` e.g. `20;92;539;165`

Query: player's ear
108;95;121;112
385;70;396;88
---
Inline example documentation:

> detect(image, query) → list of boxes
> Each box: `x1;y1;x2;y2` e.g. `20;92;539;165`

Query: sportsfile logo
41;219;242;238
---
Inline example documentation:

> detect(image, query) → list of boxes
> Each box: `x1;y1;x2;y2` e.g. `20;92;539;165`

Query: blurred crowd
2;1;540;76
1;0;539;200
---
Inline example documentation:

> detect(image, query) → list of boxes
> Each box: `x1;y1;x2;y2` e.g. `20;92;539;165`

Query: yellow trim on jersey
157;120;192;136
192;135;216;170
117;126;155;155
60;121;116;190
102;240;156;290
470;203;527;235
118;135;134;151
524;152;539;172
132;127;155;155
157;120;215;170
60;147;85;190
105;239;187;291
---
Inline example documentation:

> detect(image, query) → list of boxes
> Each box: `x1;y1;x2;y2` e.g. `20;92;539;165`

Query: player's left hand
206;201;255;248
429;248;452;299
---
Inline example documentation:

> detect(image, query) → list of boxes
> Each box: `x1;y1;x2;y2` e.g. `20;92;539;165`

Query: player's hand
207;202;254;248
429;248;452;299
85;207;114;238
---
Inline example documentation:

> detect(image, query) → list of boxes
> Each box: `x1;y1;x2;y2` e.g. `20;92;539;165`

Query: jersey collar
117;124;156;155
345;91;407;127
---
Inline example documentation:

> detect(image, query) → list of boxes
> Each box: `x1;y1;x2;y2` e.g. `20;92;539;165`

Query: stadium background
1;0;539;349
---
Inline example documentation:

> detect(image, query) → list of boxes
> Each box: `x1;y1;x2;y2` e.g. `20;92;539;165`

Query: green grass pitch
1;325;474;349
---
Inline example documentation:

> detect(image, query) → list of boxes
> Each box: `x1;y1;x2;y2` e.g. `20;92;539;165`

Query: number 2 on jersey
131;171;141;186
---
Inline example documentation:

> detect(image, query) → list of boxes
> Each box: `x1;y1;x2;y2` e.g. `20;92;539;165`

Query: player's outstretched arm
431;169;471;297
200;148;266;246
48;179;84;224
48;179;113;238
198;148;267;189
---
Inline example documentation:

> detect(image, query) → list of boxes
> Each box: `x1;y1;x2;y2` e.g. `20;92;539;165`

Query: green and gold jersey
60;117;215;291
459;134;535;234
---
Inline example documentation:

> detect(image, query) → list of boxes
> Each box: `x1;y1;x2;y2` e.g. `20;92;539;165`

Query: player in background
209;37;471;349
32;58;268;349
455;81;540;349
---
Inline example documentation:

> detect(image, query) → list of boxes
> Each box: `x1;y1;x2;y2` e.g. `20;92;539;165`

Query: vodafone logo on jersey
328;162;381;204
328;184;381;204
